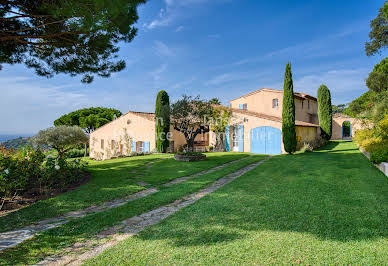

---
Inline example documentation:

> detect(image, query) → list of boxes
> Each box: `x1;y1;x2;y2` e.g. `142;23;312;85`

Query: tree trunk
186;138;195;153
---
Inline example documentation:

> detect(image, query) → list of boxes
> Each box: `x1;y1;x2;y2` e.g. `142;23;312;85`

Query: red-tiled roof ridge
229;107;319;127
230;88;317;102
90;110;155;135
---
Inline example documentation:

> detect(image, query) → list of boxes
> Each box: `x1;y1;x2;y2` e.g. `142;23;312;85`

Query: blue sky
1;0;387;135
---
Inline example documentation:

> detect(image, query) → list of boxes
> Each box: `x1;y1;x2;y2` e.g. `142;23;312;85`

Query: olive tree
33;126;89;157
170;95;212;153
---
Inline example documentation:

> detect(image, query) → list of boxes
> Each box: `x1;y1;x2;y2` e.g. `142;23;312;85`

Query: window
308;100;310;109
101;139;104;149
272;98;279;108
243;103;247;110
111;140;115;148
302;101;304;109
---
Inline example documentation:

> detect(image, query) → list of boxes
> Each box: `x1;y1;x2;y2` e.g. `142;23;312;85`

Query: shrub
177;144;187;152
0;146;88;209
205;146;214;152
354;128;375;147
370;146;388;164
65;148;88;158
300;143;314;153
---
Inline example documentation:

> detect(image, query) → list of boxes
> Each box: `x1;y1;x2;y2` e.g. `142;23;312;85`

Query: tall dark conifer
282;63;297;154
317;85;333;140
155;90;170;152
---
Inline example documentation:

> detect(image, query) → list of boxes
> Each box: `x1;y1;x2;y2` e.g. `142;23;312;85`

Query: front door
232;126;239;151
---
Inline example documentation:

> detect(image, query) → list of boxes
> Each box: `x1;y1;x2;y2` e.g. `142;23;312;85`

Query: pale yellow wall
230;90;283;117
90;112;212;159
89;112;156;160
331;115;364;140
229;112;285;153
295;98;318;124
230;89;318;124
296;126;318;149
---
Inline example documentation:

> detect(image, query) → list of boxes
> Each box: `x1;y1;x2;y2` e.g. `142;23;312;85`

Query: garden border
359;147;388;177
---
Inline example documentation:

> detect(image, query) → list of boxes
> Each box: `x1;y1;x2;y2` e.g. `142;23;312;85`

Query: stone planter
174;153;206;162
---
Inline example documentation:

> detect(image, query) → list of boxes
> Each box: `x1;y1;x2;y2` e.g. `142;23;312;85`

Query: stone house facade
89;88;353;159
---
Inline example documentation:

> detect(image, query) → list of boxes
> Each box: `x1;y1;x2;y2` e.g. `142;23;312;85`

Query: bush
354;128;375;148
0;146;88;209
65;148;88;158
177;144;187;152
370;146;388;164
300;143;314;153
354;115;388;164
205;146;214;152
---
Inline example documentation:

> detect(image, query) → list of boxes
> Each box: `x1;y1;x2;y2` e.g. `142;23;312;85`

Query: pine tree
155;90;170;152
282;63;297;154
317;85;333;140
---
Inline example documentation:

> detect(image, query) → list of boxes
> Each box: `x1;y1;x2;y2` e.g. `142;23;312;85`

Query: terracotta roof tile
230;107;319;127
128;111;155;121
230;88;317;102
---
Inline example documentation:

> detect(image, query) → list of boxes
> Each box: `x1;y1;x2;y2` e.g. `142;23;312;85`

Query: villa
89;88;361;159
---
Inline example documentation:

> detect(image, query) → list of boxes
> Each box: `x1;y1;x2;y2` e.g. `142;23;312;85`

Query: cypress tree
155;90;170;152
282;62;297;154
317;85;333;140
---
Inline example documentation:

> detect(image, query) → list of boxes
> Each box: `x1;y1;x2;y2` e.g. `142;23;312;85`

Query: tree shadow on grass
136;142;388;247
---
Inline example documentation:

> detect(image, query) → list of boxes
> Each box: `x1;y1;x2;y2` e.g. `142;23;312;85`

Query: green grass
85;141;388;265
141;152;250;185
0;154;266;265
0;152;247;233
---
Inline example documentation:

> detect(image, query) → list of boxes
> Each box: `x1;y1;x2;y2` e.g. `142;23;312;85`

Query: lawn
0;154;266;265
0;152;248;233
85;141;388;265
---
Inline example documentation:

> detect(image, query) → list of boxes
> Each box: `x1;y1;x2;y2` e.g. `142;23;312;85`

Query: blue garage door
250;126;281;155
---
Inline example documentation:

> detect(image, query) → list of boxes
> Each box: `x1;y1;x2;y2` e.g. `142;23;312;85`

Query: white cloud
144;0;212;30
293;68;369;104
0;76;90;134
149;64;168;88
205;71;267;86
153;41;174;57
175;25;184;32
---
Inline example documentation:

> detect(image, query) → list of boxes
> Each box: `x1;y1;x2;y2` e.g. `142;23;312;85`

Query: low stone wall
359;147;388;177
174;153;206;162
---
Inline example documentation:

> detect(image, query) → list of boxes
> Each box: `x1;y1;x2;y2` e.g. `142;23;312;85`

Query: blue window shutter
132;141;136;152
238;124;244;152
239;104;243;109
145;141;150;153
225;126;230;151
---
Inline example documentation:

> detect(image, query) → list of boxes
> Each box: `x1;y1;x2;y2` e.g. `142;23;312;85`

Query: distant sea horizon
0;134;33;143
